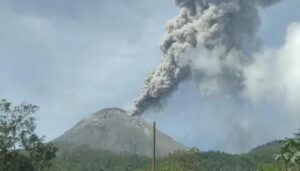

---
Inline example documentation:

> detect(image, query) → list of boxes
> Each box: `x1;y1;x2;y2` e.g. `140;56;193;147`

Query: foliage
152;142;282;171
44;143;150;171
156;150;253;171
275;130;300;170
46;141;283;171
0;99;57;171
256;163;283;171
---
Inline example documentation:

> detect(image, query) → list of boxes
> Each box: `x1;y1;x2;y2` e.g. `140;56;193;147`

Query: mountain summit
54;108;188;157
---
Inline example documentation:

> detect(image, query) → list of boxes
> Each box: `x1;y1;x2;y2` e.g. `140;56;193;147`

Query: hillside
48;108;283;171
44;140;283;171
53;108;188;157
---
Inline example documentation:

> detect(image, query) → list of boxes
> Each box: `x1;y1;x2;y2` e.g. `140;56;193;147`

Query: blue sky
0;0;300;153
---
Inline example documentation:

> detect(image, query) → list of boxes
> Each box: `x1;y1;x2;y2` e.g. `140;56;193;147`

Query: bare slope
54;108;188;157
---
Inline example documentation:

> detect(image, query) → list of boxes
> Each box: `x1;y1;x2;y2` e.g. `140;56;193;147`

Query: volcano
54;108;188;157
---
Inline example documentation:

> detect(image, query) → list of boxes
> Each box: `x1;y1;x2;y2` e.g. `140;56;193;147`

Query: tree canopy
0;99;57;171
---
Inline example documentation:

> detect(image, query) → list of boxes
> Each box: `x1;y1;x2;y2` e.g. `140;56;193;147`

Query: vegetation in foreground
44;141;282;171
46;131;300;171
0;100;57;171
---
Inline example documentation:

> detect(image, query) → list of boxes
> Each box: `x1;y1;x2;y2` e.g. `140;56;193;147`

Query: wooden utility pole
152;122;156;171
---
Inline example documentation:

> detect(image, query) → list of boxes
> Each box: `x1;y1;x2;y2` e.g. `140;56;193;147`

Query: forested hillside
44;140;285;171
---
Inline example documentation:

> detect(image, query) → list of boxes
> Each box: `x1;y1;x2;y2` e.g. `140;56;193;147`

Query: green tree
0;99;57;171
276;130;300;171
158;148;200;171
256;163;283;171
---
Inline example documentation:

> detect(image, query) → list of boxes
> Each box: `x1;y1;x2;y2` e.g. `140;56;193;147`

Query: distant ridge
54;108;188;157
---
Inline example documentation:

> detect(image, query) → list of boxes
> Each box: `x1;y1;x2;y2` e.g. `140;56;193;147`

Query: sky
0;0;300;153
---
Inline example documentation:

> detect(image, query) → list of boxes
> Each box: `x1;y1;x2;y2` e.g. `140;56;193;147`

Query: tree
276;130;300;171
159;148;200;171
0;99;57;171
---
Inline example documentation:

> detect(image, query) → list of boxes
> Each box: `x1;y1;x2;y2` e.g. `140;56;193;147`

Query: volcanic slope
54;108;188;157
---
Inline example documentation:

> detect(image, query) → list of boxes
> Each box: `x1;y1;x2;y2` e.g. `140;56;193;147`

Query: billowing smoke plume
131;0;281;116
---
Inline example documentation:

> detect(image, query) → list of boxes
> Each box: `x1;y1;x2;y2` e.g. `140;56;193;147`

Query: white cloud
244;22;300;119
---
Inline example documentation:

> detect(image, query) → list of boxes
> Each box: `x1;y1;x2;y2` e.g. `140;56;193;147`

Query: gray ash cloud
131;0;281;116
